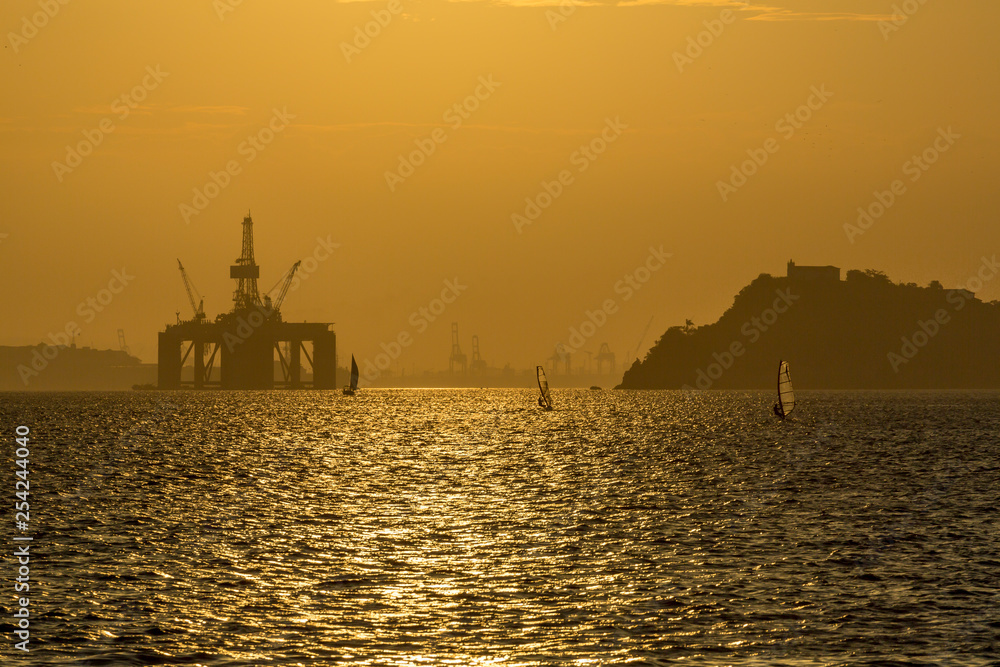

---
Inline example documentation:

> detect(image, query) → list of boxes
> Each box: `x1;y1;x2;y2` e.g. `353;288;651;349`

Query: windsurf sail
349;355;359;392
536;365;552;410
776;360;795;418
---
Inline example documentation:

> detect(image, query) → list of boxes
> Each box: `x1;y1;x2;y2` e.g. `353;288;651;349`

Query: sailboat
773;360;795;419
343;355;359;396
536;365;553;411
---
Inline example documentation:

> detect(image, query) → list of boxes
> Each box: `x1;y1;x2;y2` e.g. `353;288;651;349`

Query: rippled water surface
2;389;999;666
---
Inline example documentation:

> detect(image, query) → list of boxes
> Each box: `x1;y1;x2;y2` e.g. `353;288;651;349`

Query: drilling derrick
230;213;262;311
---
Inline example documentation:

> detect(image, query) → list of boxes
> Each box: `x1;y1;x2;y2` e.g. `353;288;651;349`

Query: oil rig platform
157;213;336;389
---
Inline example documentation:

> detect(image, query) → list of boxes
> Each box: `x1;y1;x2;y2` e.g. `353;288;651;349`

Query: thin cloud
747;9;901;21
478;0;901;21
296;120;627;137
72;105;162;116
168;105;251;115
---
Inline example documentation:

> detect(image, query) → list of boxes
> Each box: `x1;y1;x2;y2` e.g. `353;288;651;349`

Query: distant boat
590;385;602;390
536;365;553;411
773;360;795;419
343;355;359;396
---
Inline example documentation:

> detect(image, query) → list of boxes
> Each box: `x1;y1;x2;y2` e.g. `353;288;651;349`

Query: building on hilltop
787;260;841;282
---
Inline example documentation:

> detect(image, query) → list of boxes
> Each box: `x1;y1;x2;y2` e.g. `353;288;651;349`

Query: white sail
777;360;795;418
350;355;359;391
536;365;552;410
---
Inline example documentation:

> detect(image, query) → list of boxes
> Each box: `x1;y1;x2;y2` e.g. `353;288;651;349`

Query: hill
618;260;1000;390
0;344;155;391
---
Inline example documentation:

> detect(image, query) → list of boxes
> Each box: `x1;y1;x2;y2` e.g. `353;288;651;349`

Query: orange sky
2;0;997;374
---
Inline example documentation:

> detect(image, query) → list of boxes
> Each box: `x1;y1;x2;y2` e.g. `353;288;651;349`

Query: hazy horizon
3;0;998;373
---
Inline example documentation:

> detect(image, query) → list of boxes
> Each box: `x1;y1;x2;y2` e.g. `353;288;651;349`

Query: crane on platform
177;259;206;322
263;260;302;315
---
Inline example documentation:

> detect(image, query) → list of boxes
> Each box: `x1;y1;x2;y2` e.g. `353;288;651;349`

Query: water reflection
0;389;996;665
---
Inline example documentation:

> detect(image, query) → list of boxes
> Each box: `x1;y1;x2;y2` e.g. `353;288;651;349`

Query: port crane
470;335;487;374
117;329;131;356
177;259;206;322
596;342;615;373
449;323;467;373
628;315;655;364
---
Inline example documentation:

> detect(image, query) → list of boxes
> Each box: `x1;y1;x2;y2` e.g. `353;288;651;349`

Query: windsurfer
773;403;783;419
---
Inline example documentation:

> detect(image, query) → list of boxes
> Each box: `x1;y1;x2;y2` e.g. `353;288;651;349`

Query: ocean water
1;389;998;666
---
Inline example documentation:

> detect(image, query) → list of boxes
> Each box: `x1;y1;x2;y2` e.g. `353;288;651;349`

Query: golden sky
2;0;997;373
